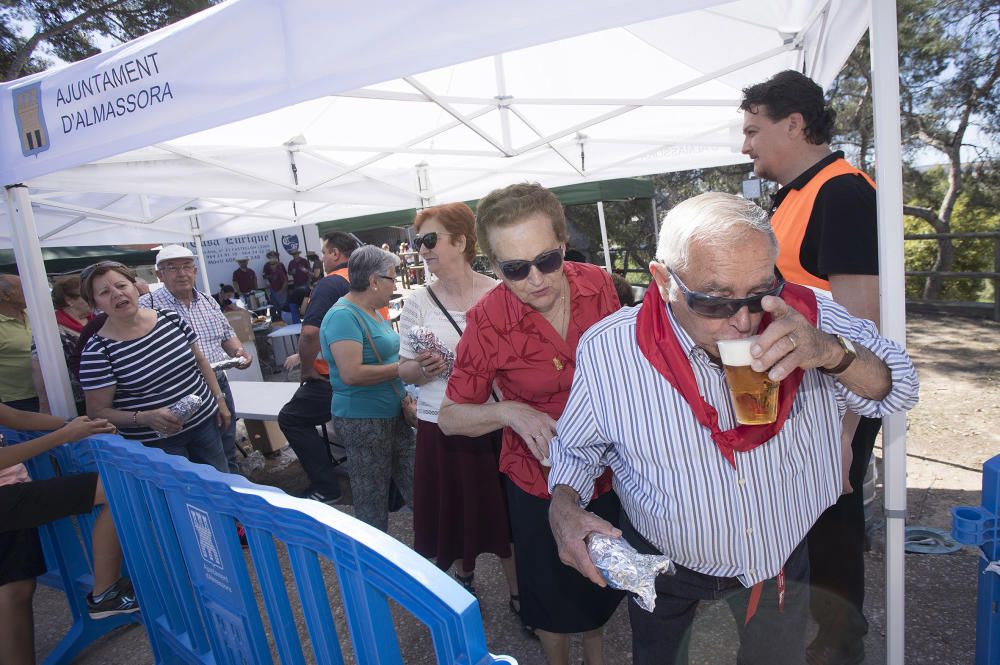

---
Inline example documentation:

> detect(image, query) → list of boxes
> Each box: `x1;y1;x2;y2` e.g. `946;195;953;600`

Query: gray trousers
332;415;415;532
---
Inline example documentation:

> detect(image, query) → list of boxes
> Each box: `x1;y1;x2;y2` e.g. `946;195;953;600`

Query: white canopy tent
0;1;909;661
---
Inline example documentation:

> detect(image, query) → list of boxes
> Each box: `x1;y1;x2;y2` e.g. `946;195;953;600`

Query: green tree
831;0;999;299
1;0;213;81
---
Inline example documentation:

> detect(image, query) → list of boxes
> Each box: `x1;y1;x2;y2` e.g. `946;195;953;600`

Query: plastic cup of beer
716;336;779;425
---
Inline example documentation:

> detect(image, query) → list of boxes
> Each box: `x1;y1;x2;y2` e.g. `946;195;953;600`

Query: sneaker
305;489;343;506
87;577;139;619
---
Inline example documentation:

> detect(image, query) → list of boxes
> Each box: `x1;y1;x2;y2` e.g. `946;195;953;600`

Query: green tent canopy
0;246;158;275
317;177;654;235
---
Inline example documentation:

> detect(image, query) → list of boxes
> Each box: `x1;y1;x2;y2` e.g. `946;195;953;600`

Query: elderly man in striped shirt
548;193;918;665
141;245;253;473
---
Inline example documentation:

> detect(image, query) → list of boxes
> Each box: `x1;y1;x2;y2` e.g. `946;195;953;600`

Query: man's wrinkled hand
750;295;838;381
549;486;621;586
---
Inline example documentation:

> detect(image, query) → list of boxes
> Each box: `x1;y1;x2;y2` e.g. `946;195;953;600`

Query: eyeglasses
497;248;564;281
80;261;128;283
377;274;396;282
413;231;454;251
160;262;196;275
667;267;784;319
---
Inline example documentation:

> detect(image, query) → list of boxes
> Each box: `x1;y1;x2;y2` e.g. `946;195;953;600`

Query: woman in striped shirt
78;262;230;472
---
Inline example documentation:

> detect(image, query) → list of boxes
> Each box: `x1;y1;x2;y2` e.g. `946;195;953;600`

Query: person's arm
0;403;65;431
85;385;183;433
329;339;399;386
192;344;231;430
750;295;891;400
438;397;557;462
398;352;446;385
30;354;50;414
221;336;253;369
549;484;621;586
396;293;446;385
829;274;880;329
297;325;323;380
0;414;116;470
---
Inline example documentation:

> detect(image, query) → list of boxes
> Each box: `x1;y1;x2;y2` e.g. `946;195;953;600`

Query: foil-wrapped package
156;395;204;437
587;533;676;612
407;326;456;379
210;357;249;372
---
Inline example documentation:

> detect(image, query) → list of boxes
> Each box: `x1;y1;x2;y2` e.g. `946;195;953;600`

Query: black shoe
508;594;538;640
305;489;343;506
87;577;139;619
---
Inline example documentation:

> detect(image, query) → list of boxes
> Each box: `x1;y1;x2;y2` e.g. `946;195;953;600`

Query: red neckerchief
55;309;87;334
635;281;818;467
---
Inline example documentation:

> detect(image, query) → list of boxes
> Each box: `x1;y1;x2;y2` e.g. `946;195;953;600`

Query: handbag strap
342;305;407;402
425;286;501;404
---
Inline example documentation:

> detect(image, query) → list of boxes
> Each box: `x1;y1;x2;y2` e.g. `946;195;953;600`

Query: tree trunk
922;238;956;299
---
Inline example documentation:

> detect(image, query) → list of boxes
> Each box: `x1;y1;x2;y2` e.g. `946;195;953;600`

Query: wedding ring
788;334;797;349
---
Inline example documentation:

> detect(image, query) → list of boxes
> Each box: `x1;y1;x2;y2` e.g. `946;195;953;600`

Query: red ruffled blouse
446;261;620;500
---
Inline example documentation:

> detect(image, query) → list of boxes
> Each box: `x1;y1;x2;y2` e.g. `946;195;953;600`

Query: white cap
156;245;196;266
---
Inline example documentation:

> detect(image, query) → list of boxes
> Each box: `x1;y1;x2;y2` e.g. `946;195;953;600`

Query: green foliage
904;166;999;301
1;0;214;81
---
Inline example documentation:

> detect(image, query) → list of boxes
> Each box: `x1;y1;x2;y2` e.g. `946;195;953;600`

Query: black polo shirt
770;151;879;279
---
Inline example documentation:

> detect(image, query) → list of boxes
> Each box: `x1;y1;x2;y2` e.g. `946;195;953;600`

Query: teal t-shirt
320;300;403;419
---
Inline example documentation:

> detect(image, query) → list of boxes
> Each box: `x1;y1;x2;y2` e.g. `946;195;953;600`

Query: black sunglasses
497;248;564;281
413;231;455;251
667;267;784;319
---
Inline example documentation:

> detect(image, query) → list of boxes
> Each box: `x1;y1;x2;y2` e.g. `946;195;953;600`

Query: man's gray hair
655;192;777;272
348;245;401;292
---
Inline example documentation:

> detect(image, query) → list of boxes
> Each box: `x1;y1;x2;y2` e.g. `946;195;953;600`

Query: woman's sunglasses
667;267;784;319
413;232;454;251
497;248;564;281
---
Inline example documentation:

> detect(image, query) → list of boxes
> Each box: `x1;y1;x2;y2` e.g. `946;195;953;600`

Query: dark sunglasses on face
497;248;564;281
667;267;784;319
413;231;455;251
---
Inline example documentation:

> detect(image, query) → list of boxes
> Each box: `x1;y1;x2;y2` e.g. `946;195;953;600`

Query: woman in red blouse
439;183;622;665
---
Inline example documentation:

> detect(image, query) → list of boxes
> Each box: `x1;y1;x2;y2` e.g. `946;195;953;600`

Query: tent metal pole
597;201;612;272
869;2;908;664
187;208;213;294
651;197;659;239
4;185;75;418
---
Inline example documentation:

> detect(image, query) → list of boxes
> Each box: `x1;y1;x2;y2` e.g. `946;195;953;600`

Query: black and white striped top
79;310;217;442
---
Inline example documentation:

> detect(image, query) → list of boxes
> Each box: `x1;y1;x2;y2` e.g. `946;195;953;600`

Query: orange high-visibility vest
312;266;390;376
772;159;876;290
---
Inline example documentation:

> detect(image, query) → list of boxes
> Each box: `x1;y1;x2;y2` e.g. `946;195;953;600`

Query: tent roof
318;177;656;233
0;0;869;249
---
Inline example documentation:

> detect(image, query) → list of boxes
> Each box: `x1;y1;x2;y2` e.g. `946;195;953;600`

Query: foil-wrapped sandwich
587;533;676;612
407;327;456;379
210;357;249;372
156;395;204;438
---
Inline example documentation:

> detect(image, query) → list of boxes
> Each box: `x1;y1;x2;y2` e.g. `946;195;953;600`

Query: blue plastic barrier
952;454;1000;665
0;427;140;665
88;434;515;664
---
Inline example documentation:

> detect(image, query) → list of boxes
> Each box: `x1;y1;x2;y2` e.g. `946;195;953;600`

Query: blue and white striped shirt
548;295;918;586
140;288;236;365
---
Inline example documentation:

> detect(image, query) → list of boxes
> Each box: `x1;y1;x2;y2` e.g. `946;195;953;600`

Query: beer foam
716;336;758;366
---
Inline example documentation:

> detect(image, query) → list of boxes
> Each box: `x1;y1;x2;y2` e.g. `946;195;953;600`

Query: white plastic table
229;381;299;420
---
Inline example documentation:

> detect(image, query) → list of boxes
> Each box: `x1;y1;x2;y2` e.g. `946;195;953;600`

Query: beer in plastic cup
716;336;779;425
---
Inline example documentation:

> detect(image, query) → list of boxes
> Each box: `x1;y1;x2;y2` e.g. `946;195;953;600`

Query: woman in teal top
320;245;414;531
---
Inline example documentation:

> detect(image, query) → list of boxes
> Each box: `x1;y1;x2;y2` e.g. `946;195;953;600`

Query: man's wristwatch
821;335;857;375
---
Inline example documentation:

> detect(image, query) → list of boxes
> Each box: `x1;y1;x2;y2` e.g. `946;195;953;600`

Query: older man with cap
140;245;253;474
547;193;918;665
232;257;257;297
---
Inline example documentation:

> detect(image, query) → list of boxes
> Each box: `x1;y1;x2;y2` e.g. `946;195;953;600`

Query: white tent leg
869;3;907;665
597;201;612;271
187;208;213;294
4;185;75;418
